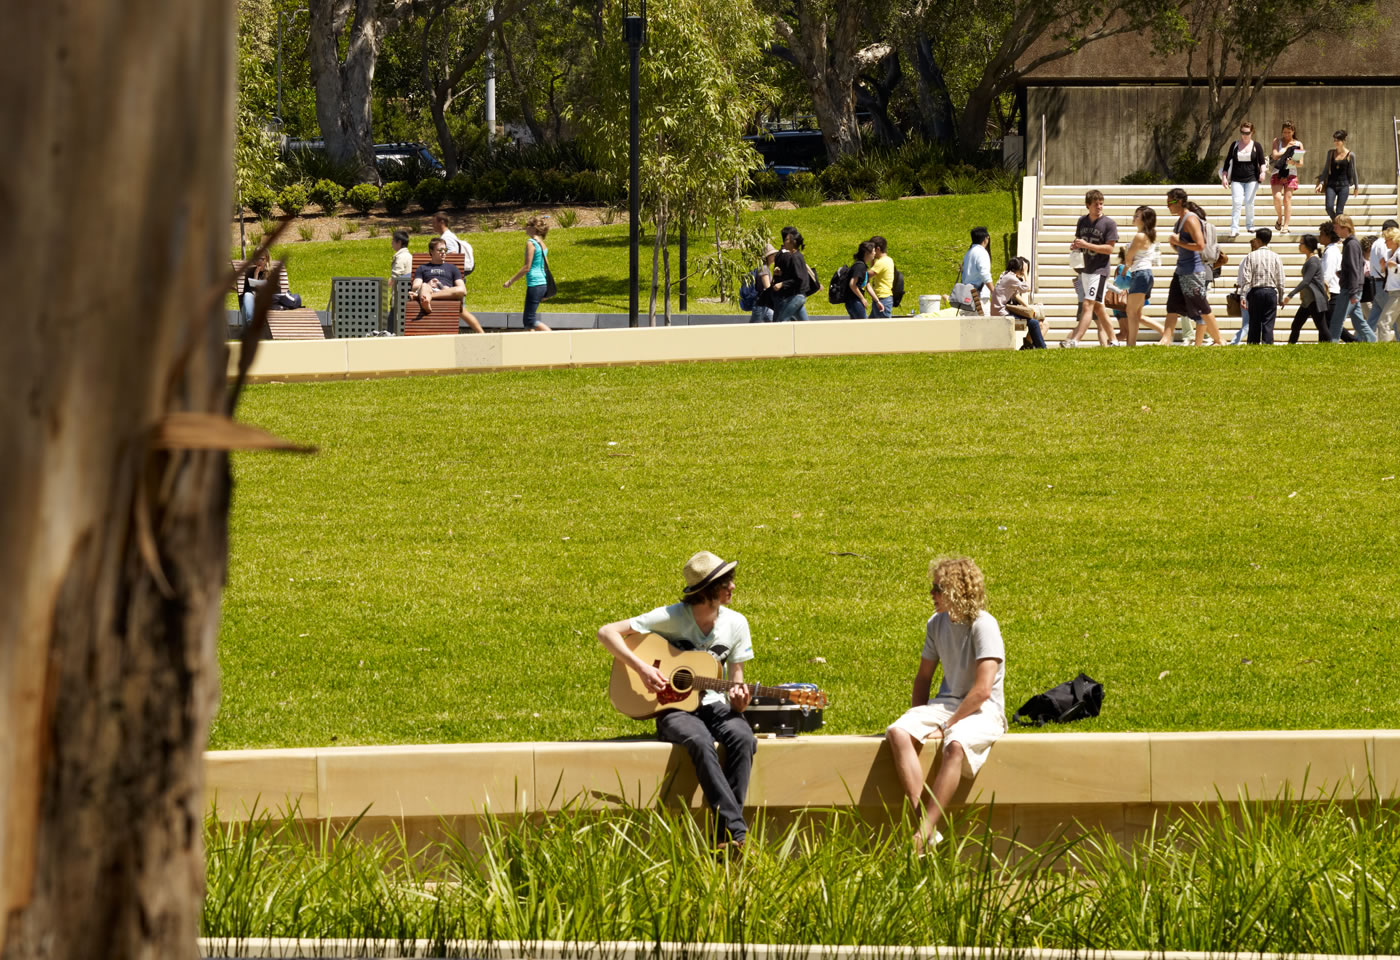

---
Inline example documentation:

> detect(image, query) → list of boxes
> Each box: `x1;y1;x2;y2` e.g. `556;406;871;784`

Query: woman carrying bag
504;215;556;332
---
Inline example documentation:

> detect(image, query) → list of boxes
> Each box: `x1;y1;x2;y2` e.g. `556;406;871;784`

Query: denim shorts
1128;271;1154;297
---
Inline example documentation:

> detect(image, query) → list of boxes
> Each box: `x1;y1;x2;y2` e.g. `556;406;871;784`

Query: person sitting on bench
411;237;483;333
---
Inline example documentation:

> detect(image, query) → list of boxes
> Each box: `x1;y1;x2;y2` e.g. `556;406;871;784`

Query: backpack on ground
1010;672;1105;727
738;269;760;311
892;269;906;308
828;265;852;304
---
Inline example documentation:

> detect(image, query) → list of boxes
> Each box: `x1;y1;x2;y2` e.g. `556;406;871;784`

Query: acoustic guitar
609;632;828;720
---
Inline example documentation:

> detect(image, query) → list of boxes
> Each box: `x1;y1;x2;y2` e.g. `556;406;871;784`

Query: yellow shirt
869;254;894;299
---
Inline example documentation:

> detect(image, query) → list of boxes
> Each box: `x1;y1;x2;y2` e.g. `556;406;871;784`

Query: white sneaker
1203;335;1215;346
1108;338;1123;347
1229;230;1239;239
1059;338;1078;348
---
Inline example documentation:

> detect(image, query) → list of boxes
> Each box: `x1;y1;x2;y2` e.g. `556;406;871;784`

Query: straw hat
760;243;778;260
682;551;737;595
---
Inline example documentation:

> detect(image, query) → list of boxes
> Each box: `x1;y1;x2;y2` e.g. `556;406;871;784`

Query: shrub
557;208;580;228
600;205;619;225
297;224;314;242
917;162;947;195
751;169;782;199
380;180;414;216
507;168;540;203
328;222;345;242
243;183;278;219
284;147;360;189
276;183;307;218
445;174;473;209
820;163;852;198
308;178;345;216
259;216;278;236
367;224;381;239
345;183;380;215
415;177;445;213
850;159;882;196
786;172;824;208
985;168;1021;192
877;178;910;202
572;170;610;204
943;170;987;195
478;170;510;204
1120;168;1169;186
1169;148;1217;184
539;168;570;203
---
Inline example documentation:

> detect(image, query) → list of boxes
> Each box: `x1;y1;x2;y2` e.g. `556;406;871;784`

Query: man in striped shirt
1233;228;1287;344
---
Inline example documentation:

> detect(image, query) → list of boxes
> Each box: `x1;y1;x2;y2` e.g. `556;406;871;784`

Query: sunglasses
931;584;943;596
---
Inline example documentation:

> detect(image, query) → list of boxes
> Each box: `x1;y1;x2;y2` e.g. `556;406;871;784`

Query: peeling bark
0;1;235;956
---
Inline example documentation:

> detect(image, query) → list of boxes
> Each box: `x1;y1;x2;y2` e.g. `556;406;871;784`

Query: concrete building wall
1027;84;1400;185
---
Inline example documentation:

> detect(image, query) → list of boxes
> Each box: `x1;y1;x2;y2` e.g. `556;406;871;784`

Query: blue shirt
960;245;993;292
527;238;548;287
630;603;754;707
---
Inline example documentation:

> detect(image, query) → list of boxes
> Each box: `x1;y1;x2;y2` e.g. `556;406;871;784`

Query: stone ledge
204;731;1398;825
224;315;1013;382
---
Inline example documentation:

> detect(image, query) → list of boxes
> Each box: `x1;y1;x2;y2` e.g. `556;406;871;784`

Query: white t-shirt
630;603;754;707
1386;247;1400;293
1322;243;1341;295
921;610;1006;719
439;228;476;273
391;247;412;277
1369;241;1387;281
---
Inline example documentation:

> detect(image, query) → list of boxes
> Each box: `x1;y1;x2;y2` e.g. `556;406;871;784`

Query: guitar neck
691;676;793;701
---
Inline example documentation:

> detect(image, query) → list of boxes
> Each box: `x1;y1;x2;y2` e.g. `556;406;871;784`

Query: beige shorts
888;701;1007;777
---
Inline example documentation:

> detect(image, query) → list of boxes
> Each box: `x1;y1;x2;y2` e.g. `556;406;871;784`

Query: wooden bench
402;252;470;336
231;259;325;340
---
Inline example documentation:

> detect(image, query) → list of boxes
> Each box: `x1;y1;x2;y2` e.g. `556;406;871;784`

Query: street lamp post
625;0;645;327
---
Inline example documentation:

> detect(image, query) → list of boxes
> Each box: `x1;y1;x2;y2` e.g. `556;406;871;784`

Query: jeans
1288;301;1329;343
1368;289;1391;340
240;291;256;325
1330;290;1373;341
872;295;894;318
1325;184;1350;218
656;701;755;843
1245;287;1277;343
1230;179;1259;234
773;293;809;323
1232;305;1250;344
750;305;774;323
521;283;547;329
1020;315;1047;349
845;298;868;319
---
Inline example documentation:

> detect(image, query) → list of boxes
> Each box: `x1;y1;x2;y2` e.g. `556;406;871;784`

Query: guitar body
609;632;724;720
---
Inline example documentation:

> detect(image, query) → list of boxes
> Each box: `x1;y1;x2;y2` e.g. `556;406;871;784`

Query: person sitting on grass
596;551;755;853
887;556;1006;852
411;237;483;333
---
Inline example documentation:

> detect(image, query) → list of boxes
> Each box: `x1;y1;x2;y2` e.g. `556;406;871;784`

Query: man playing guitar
597;551;755;851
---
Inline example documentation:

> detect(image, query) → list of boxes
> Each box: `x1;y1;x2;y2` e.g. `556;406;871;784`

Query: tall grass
204;796;1400;953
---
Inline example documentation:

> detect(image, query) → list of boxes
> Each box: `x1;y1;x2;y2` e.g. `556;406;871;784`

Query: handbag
1011;672;1105;727
536;239;557;301
1225;292;1243;317
1069;248;1087;271
949;282;976;311
1104;287;1128;310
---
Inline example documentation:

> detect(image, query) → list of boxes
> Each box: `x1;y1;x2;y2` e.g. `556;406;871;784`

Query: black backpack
828;265;851;304
891;269;905;308
804;263;821;297
1011;672;1104;727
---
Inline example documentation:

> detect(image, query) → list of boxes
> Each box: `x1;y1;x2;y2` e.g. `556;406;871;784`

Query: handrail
1393;116;1399;219
1032;114;1046;295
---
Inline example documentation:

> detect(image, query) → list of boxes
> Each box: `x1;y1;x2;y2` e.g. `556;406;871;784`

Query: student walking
771;227;812;324
1376;226;1400;342
503;215;553;332
1159;189;1226;346
868;237;896;318
1061;189;1119;347
1234;228;1286;344
1367;219;1400;339
1269;121;1305;232
1318;221;1346;342
749;244;777;323
1220;120;1266;237
844;241;876;319
1332;214;1374;341
1122;205;1159;346
1315;131;1359;218
1283;234;1329;343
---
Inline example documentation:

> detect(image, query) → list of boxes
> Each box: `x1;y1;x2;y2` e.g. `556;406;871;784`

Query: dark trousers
1325;184;1350;219
656;701;755;842
1289;301;1329;343
1245;287;1277;344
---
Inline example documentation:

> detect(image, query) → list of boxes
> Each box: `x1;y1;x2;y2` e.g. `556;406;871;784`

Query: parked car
743;129;826;171
282;139;445;180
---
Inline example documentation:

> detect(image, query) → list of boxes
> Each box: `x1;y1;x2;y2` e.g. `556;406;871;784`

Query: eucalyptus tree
581;0;770;324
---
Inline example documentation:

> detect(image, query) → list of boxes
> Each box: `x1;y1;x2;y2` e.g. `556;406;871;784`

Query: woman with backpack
843;241;875;318
771;226;812;323
1159;189;1226;346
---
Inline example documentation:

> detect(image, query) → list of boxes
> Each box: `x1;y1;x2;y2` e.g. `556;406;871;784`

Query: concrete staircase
1029;183;1399;343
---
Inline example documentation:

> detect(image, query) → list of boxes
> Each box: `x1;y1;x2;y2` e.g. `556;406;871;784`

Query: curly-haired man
886;556;1006;851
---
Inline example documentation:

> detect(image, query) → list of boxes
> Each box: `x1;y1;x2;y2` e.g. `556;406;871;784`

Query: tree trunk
1;1;233;957
905;33;957;146
771;0;865;161
308;0;384;183
499;25;547;145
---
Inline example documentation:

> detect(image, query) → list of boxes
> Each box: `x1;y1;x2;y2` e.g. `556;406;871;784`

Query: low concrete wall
226;314;1016;382
206;731;1400;848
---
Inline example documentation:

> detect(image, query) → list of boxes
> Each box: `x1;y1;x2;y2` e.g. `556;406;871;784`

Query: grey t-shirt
921;610;1006;719
1076;215;1119;276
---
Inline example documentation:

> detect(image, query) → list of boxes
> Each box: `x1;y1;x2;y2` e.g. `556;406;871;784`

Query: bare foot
912;828;944;855
418;298;433;315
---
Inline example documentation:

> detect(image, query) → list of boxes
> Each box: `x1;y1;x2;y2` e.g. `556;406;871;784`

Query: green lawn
234;193;1019;315
216;346;1400;749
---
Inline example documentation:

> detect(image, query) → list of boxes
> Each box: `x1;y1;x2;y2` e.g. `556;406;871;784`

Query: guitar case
742;683;824;737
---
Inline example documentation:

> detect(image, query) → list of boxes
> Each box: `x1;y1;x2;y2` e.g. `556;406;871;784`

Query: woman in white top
1121;205;1162;346
1318;221;1343;342
1377;226;1400;342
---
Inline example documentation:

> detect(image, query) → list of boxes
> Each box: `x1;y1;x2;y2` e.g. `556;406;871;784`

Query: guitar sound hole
670;669;694;692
